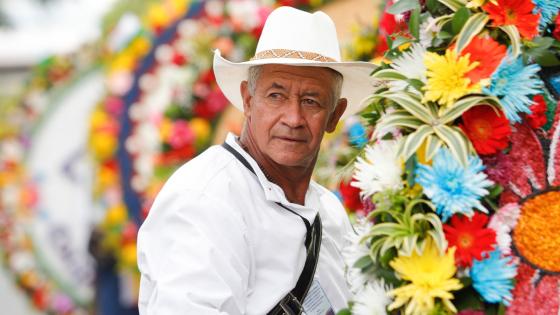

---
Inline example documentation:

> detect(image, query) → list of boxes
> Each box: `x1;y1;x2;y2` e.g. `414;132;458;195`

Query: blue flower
347;122;368;148
483;54;543;123
416;148;493;222
470;250;518;305
533;0;560;30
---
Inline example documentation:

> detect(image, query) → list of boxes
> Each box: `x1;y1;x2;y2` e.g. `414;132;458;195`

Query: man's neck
237;135;314;206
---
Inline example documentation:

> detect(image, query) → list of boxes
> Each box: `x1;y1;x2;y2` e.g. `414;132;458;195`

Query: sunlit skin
239;64;347;205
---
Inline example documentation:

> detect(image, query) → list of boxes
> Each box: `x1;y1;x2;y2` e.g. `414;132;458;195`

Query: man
137;6;377;314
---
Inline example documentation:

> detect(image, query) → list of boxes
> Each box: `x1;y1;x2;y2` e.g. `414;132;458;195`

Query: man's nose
282;97;305;128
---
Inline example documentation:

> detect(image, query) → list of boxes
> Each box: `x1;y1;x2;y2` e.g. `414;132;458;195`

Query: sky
0;0;117;67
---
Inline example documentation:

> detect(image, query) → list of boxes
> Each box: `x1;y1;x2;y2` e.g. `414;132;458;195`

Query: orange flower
460;36;507;84
483;0;540;39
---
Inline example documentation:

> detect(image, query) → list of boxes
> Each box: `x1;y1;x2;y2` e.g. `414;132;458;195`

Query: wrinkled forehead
258;64;340;87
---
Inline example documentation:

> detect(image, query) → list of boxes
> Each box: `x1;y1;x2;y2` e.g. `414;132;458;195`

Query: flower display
443;212;496;267
342;0;560;313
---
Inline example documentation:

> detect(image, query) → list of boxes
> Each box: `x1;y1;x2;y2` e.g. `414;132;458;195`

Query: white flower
343;218;374;293
351;140;403;198
419;16;441;48
352;280;392;315
389;44;426;94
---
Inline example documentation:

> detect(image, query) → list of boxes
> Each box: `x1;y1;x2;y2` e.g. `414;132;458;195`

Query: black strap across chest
221;142;322;315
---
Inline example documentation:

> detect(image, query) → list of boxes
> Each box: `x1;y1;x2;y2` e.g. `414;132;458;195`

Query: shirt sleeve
137;188;251;315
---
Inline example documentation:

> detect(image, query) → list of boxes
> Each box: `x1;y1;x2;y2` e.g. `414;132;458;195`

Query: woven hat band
251;49;337;62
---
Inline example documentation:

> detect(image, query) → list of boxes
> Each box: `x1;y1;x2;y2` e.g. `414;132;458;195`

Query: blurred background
0;0;396;313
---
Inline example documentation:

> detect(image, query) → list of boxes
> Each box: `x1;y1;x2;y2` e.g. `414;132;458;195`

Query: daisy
443;212;496;267
483;53;543;123
483;0;540;39
416;148;493;222
351;140;404;199
459;105;512;155
423;49;481;107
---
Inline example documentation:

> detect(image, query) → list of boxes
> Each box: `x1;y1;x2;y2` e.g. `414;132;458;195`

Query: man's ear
240;81;252;119
326;98;347;133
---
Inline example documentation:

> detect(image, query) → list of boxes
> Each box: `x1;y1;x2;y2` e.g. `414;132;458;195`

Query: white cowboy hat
213;6;378;119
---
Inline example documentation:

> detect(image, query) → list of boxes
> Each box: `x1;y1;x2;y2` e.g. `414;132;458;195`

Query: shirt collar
224;133;319;219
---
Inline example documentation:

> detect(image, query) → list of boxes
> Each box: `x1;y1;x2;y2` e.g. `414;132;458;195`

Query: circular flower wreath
343;0;560;314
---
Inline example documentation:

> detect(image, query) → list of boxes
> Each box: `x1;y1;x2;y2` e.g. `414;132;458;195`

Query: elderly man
137;6;376;315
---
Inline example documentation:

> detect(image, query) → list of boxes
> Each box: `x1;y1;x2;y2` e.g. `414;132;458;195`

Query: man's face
240;64;346;168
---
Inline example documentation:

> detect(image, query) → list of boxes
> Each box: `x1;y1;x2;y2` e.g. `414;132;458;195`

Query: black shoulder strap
221;142;322;314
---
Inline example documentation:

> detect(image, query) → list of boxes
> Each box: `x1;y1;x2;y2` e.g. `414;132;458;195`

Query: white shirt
137;133;352;314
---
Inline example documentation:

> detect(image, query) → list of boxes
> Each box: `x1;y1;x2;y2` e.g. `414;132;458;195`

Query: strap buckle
278;292;304;315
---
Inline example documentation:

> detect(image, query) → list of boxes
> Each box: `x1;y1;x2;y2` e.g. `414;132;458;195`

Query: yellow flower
423;49;481;107
388;240;463;315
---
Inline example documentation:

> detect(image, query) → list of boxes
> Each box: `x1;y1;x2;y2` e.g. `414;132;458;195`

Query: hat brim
213;50;378;120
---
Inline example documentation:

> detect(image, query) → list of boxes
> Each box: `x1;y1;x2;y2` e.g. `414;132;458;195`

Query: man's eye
268;93;283;99
302;99;319;106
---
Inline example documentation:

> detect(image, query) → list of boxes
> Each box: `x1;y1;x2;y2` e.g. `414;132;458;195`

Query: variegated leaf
401;125;434;162
433;124;470;166
374;91;434;123
371;69;409;81
439;95;501;124
425;135;443;161
500;25;521;58
437;0;463;11
455;13;489;53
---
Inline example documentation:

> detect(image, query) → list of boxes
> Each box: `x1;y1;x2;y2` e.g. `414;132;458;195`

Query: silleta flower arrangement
343;0;560;314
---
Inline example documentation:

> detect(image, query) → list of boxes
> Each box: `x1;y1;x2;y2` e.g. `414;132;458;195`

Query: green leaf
409;8;421;39
535;51;560;66
499;25;521;58
376;116;424;135
391;35;414;49
433;124;470;166
374;91;434;123
455;13;489;53
353;255;373;269
451;7;470;35
387;0;420;15
439;95;501;124
425;134;443;161
437;0;463;11
400;125;435;162
427;0;439;13
336;309;351;315
371;69;409;81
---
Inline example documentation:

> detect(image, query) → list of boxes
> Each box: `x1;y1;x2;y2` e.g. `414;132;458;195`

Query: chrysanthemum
351;140;403;198
419;17;440;48
352;280;393;315
389;44;426;94
423;49;481;107
388;240;463;315
483;54;543;123
483;0;540;39
533;0;560;30
459;36;507;84
470;250;518;305
416;148;493;222
459;105;511;155
443;212;496;267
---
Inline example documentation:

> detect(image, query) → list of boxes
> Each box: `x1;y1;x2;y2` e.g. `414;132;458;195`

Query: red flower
483;0;540;39
443;212;496;267
553;14;560;41
460;105;512;155
460;36;507;83
526;95;548;129
338;180;363;213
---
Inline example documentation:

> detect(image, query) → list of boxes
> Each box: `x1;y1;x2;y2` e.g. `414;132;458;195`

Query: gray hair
247;65;343;110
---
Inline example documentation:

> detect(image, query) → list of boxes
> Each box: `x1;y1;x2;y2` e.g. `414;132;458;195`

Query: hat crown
255;6;341;62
